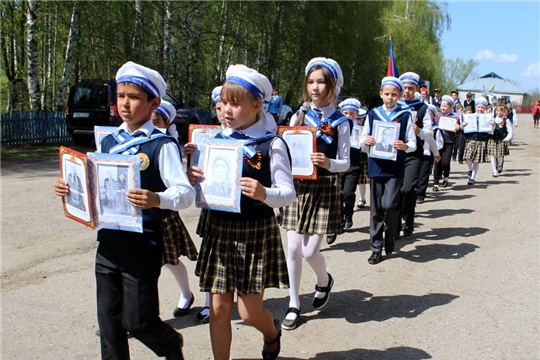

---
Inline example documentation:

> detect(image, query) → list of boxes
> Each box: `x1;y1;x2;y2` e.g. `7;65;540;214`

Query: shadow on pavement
407;226;489;242
235;346;432;359
416;208;474;218
396;243;479;263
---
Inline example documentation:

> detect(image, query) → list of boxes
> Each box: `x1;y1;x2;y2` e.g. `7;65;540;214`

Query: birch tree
26;0;41;111
56;1;79;111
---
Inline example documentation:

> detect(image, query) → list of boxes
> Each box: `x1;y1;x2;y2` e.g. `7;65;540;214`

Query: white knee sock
164;262;192;308
286;231;304;311
302;234;329;299
358;184;367;201
497;156;503;168
199;292;210;316
490;157;498;173
471;163;480;179
466;159;473;171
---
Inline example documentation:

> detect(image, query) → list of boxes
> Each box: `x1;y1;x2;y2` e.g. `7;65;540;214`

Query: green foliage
2;0;454;112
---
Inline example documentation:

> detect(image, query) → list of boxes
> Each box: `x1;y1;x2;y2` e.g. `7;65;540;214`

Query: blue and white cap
356;108;368;119
476;96;488;106
212;86;223;104
380;76;404;93
414;92;421;100
116;61;167;98
225;64;272;101
154;100;176;121
339;98;361;112
399;72;420;87
441;95;455;108
305;57;344;95
427;104;438;115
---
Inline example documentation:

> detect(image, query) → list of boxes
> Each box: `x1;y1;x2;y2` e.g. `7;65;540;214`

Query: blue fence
1;111;72;146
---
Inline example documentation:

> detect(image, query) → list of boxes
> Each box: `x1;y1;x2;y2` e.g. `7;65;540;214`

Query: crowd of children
54;59;524;359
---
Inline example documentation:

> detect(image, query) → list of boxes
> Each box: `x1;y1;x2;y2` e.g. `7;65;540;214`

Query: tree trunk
163;0;172;81
56;2;79;111
26;0;41;111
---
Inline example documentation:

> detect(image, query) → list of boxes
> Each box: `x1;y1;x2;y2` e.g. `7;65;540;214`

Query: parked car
262;100;294;126
65;79;199;145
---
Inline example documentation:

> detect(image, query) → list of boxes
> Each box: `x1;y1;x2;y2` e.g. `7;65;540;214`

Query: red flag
387;38;399;77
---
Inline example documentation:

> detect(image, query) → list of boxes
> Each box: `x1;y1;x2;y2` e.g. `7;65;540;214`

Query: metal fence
1;111;71;146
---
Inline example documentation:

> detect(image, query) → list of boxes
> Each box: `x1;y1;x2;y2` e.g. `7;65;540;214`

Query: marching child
416;105;442;204
356;110;370;209
279;57;351;329
54;62;193;360
432;95;461;191
359;76;416;265
188;65;295;360
487;104;513;177
151;100;199;318
462;97;489;185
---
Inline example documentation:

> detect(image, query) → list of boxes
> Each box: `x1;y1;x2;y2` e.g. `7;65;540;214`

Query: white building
456;72;526;105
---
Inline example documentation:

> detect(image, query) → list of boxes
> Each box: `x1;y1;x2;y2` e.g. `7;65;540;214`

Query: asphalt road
2;116;539;359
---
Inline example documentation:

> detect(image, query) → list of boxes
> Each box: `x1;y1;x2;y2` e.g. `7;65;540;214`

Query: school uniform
98;120;194;360
195;121;295;294
416;126;443;202
359;102;416;254
433;110;460;186
487;116;513;176
279;104;351;235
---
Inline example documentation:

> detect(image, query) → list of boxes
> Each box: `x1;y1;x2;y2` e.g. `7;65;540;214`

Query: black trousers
341;164;361;217
416;155;434;200
399;154;421;229
96;241;181;360
457;133;467;162
369;177;402;252
433;144;453;185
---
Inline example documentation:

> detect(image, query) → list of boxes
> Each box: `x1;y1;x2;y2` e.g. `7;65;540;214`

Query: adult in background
267;88;283;124
532;100;540;128
463;92;475;113
431;88;442;107
450;90;461;110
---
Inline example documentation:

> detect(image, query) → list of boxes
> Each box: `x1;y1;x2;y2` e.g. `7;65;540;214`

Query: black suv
65;79;199;145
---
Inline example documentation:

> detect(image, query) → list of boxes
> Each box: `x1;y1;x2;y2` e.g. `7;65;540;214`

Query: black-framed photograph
370;120;400;161
277;126;317;180
350;124;363;149
196;137;243;213
462;114;478;134
87;152;143;232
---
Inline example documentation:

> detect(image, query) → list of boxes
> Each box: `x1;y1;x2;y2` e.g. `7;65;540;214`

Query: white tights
490;156;503;173
164;261;192;308
286;230;329;311
358;184;367;201
466;160;480;180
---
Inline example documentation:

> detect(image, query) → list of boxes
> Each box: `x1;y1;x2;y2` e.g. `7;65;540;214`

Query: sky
438;0;540;92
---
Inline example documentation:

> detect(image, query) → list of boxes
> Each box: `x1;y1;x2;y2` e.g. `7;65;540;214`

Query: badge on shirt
137;153;150;171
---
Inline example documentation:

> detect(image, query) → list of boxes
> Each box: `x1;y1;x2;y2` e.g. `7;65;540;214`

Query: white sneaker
433;185;439;192
492;172;499;177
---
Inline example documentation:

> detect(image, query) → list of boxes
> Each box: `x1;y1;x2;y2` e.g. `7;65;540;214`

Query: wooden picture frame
94;126;117;152
277;126;317;180
195;137;243;213
369;120;400;161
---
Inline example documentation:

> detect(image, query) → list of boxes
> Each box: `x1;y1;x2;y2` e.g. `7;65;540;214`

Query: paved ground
2;116;539;359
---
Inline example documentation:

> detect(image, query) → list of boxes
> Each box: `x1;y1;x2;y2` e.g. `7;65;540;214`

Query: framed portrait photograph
438;116;459;132
462;114;478;134
350;125;364;149
277;126;317;180
196;137;243;213
478;114;495;134
87;152;143;233
94;126;118;153
59;146;94;228
188;124;222;167
370;120;400;161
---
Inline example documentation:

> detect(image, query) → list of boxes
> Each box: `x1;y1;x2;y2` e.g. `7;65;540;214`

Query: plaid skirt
464;140;487;164
278;174;343;234
358;154;370;185
486;138;509;157
195;213;289;295
195;208;209;238
162;211;198;265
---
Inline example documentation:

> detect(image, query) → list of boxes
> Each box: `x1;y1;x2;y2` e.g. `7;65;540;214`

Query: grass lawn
1;142;93;163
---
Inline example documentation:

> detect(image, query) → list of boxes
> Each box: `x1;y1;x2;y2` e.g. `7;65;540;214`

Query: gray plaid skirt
195;213;289;295
358;154;370;185
278;174;343;235
464;140;487;164
486;138;509;157
162;211;198;265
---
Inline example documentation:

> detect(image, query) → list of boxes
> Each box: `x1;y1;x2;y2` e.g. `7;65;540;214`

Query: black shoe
173;292;195;317
458;161;464;164
497;166;503;173
368;252;381;265
326;234;337;245
468;170;472;178
416;198;424;204
281;307;301;331
262;319;281;360
442;180;449;187
384;237;395;256
312;273;334;309
357;200;366;208
467;178;475;185
195;306;210;324
343;216;353;230
403;226;413;238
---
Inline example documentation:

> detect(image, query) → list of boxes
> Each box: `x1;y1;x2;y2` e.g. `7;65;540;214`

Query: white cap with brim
154;100;176;122
380;76;404;93
225;64;272;101
116;61;167;98
212;86;223;104
441;95;455;108
399;72;420;87
339;98;361;112
305;57;344;96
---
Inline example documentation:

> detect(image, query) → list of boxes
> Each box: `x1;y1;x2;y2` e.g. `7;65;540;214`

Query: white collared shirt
116;120;195;211
222;119;295;208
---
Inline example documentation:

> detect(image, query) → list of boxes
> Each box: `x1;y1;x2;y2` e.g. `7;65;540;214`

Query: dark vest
211;135;288;221
367;106;410;178
506;109;514;123
404;99;428;158
98;134;175;246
